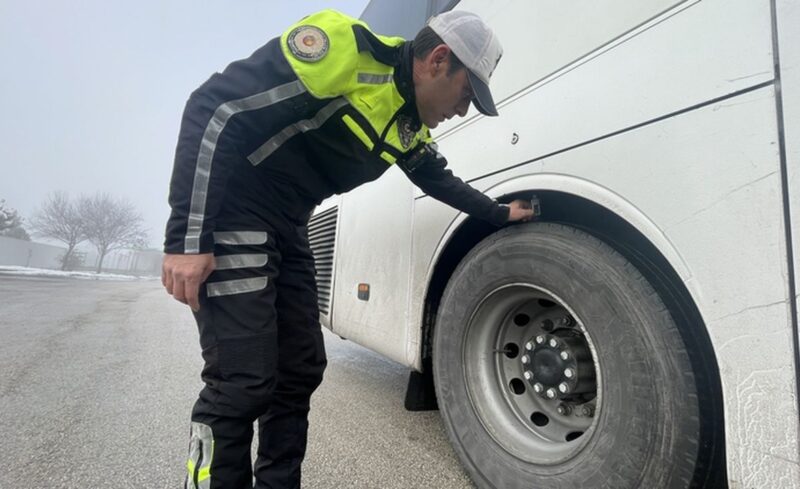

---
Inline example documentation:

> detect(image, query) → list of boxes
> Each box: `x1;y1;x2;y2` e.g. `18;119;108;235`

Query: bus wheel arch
419;190;727;487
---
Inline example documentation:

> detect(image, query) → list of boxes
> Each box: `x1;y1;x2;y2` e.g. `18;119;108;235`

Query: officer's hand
162;253;215;312
506;199;536;222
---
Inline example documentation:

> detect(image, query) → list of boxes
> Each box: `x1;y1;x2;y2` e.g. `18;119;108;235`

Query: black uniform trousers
186;193;327;489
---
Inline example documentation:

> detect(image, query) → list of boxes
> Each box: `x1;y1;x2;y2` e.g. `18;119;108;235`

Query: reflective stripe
184;80;307;253
186;422;214;489
342;114;374;150
215;253;269;270
207;277;268;297
198;466;211;484
186;460;195;489
380;151;396;164
357;73;393;84
248;98;350;165
213;231;268;245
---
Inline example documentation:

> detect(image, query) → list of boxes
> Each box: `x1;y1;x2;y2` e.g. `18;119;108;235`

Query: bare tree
79;193;149;273
29;192;86;269
0;199;30;240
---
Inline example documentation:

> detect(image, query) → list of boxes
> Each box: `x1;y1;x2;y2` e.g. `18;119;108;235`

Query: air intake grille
308;206;338;316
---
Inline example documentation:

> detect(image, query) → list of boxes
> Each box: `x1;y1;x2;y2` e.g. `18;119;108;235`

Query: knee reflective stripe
186;422;214;489
215;253;269;270
207;277;268;297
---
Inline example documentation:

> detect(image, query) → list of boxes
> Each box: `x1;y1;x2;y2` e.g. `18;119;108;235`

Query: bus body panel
428;0;774;188
329;166;415;366
443;0;694;109
315;0;800;485
411;86;799;486
776;0;800;332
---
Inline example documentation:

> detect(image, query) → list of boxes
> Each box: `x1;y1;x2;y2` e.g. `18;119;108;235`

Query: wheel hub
522;331;596;401
463;285;602;463
529;346;563;385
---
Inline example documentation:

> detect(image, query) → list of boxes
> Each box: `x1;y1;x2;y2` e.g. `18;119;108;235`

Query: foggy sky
0;0;369;249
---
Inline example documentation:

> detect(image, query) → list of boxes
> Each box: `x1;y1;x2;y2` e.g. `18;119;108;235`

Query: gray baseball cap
428;10;503;116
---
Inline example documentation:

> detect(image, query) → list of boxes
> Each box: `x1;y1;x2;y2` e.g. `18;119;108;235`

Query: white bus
308;1;799;487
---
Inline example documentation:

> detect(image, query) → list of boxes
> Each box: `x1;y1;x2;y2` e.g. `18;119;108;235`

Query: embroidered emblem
397;114;415;149
287;25;329;62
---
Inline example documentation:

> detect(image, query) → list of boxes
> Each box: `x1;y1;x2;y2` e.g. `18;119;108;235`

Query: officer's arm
399;146;510;226
165;36;306;311
163;82;242;310
164;82;242;255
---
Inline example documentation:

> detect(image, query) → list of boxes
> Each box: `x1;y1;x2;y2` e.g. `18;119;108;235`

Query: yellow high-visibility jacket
166;9;508;254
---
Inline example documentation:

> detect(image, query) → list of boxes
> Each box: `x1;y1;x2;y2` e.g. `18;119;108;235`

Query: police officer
163;8;533;489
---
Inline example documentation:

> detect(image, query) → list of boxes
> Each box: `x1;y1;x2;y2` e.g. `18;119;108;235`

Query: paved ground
0;274;473;489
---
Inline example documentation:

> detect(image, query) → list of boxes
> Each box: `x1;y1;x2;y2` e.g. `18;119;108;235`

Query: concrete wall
81;248;162;276
0;236;162;276
0;236;64;269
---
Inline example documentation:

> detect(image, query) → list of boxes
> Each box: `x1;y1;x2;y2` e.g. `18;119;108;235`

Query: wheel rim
462;283;602;465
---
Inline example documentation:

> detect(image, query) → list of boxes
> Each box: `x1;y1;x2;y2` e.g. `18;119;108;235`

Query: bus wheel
433;223;700;488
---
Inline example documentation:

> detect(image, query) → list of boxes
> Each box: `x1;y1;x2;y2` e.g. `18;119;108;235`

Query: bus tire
433;222;701;488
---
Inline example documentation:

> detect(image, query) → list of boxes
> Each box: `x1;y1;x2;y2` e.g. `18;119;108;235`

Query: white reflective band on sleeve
357;73;393;84
207;277;268;297
183;80;307;253
248;98;350;166
215;254;269;270
212;231;268;245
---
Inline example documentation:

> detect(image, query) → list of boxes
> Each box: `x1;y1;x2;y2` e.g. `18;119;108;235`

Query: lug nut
558;382;569;393
549;338;558;348
557;403;572;416
533;383;544;393
545;388;557;399
560;316;574;327
535;335;545;344
521;355;530;365
564;368;574;379
525;341;533;351
582;404;595;417
560;351;569;360
524;371;533;381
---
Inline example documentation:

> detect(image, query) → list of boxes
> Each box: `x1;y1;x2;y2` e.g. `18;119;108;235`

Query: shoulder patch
287;25;329;62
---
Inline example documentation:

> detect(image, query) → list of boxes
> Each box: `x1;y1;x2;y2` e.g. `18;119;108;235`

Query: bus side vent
308;206;338;316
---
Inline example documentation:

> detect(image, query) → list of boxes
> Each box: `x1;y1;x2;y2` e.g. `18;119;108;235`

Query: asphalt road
0;274;473;489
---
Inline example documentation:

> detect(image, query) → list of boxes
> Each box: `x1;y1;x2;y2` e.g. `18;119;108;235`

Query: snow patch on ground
0;266;156;281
